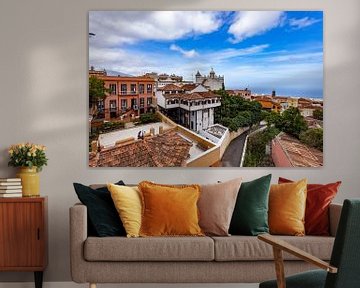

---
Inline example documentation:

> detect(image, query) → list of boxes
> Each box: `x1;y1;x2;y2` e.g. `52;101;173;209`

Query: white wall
0;0;360;283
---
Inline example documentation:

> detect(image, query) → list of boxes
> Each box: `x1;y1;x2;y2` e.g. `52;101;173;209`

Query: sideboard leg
90;283;97;288
34;271;43;288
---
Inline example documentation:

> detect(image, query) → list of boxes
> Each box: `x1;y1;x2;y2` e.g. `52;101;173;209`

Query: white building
195;68;224;91
156;84;221;132
144;72;192;90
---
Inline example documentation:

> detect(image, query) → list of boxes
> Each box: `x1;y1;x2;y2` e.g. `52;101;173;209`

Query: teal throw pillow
229;174;272;236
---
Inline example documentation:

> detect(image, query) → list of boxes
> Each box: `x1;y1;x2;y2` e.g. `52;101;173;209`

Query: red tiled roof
158;84;183;91
181;84;197;91
163;91;219;101
275;133;323;167
89;129;192;167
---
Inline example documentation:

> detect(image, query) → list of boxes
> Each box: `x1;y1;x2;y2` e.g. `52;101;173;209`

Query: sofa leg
89;283;96;288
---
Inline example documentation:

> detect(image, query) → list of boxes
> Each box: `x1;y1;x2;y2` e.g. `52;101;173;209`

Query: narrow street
221;130;249;167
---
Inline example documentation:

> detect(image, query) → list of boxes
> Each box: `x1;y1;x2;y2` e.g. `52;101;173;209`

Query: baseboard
0;282;259;288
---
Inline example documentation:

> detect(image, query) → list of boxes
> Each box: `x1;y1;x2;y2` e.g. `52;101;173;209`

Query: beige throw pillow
198;178;242;236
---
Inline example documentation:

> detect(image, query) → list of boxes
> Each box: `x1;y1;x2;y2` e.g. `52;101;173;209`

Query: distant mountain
106;70;133;77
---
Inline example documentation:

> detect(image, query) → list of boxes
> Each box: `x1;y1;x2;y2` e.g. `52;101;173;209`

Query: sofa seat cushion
84;236;214;261
212;236;334;261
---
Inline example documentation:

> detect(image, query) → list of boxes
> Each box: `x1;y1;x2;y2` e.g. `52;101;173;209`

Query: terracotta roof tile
89;129;192;167
164;91;219;101
181;84;197;91
276;133;323;167
158;84;183;91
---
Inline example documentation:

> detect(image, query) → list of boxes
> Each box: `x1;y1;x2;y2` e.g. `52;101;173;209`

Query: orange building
253;96;281;113
89;68;156;120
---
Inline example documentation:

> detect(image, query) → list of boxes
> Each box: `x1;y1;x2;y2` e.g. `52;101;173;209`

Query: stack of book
0;178;22;197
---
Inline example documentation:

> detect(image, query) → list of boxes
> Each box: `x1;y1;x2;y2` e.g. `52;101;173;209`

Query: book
0;189;22;193
0;186;22;190
0;178;21;182
0;193;22;198
0;182;22;186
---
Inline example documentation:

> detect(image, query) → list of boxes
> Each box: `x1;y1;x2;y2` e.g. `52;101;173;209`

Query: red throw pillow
278;177;341;236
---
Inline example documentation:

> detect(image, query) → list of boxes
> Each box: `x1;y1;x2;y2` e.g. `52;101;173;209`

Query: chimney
272;90;276;97
90;66;94;71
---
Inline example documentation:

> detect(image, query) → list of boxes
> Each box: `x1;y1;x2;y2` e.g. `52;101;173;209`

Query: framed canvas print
88;11;323;168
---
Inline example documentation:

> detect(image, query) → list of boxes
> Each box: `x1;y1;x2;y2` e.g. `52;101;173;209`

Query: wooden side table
0;197;48;288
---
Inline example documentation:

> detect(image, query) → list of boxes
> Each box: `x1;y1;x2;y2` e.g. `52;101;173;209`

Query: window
131;99;137;109
109;84;116;95
109;100;117;110
147;97;152;106
140;98;145;107
121;99;127;109
130;84;136;94
139;84;144;94
147;84;153;94
121;84;127;95
97;99;104;111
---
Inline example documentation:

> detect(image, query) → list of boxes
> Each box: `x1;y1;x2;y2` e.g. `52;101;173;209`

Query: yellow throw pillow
138;181;204;237
269;179;307;236
107;183;142;238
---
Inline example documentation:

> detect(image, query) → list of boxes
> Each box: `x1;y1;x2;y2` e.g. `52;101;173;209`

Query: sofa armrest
69;203;88;283
329;203;342;237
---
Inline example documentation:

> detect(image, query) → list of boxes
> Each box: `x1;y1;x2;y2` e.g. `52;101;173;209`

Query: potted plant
8;143;48;197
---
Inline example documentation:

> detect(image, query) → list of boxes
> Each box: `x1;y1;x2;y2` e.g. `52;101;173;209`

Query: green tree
277;107;308;138
215;91;263;130
313;109;323;120
243;127;279;167
89;76;108;110
265;111;282;126
139;113;160;124
299;128;323;151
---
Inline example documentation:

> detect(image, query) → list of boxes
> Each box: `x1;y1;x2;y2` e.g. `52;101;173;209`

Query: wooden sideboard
0;197;48;288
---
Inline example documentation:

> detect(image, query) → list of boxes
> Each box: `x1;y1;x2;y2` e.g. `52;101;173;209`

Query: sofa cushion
73;181;126;237
84;236;214;261
212;236;334;261
229;174;271;236
198;178;242;236
139;181;203;237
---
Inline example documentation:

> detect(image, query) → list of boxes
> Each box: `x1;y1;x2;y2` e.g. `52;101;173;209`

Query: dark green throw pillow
229;174;272;236
73;181;126;237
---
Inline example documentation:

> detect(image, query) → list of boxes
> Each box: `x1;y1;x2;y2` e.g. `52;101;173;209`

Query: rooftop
204;124;228;139
275;132;323;167
90;129;192;167
164;91;220;101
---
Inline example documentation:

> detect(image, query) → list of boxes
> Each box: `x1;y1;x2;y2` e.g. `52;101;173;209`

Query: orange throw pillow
279;177;341;236
138;181;204;237
269;179;307;236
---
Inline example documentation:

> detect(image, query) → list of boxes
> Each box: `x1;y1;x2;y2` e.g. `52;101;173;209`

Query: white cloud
89;11;222;47
209;44;269;61
289;17;322;29
170;44;198;58
228;11;285;43
267;52;323;63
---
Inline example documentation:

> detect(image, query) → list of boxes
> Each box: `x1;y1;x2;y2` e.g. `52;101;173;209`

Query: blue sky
89;11;323;98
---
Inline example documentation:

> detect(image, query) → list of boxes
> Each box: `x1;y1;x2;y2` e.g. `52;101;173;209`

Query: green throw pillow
229;174;272;236
73;181;127;237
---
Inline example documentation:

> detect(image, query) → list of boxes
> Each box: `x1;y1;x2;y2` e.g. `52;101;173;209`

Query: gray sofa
70;202;342;287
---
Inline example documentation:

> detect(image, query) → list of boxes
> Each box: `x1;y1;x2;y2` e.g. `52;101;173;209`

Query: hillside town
89;66;323;167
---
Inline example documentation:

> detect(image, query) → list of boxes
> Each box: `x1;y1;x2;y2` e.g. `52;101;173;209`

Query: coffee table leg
34;271;43;288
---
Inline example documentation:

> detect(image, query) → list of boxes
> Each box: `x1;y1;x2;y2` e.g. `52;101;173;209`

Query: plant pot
16;167;40;197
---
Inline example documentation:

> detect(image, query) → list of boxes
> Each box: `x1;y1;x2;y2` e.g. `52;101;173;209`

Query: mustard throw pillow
269;179;307;236
138;181;203;237
107;183;142;238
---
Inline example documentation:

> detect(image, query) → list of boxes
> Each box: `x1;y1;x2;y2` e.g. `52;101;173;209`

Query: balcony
120;91;138;96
